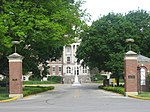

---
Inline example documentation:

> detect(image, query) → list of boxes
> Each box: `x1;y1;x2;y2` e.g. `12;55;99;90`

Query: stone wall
63;75;91;84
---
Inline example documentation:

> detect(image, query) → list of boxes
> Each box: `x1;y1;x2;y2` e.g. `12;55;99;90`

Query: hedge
99;86;124;95
23;86;54;97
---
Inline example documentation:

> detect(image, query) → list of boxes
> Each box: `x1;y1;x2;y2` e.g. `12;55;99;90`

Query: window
52;66;55;72
83;66;87;73
77;67;79;75
66;67;71;73
66;46;71;53
74;67;79;75
67;57;71;63
23;77;26;81
59;67;62;72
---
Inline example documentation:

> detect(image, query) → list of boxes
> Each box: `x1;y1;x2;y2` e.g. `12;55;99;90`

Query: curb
128;95;150;100
0;96;19;103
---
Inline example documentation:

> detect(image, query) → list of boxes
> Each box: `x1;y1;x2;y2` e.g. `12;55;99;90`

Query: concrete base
9;94;23;98
125;92;138;96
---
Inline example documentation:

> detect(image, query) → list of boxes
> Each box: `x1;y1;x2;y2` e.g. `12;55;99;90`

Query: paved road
0;83;150;112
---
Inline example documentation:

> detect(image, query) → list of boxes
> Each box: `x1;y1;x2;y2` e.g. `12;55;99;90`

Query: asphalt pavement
0;83;150;112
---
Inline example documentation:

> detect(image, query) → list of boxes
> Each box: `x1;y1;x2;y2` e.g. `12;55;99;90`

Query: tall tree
0;0;88;78
76;10;150;85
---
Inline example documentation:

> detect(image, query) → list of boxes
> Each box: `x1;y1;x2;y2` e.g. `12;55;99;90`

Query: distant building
0;74;5;81
48;41;91;84
22;72;32;81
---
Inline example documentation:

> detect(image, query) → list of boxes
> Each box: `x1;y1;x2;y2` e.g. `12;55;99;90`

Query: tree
125;10;150;56
76;10;150;85
0;0;88;78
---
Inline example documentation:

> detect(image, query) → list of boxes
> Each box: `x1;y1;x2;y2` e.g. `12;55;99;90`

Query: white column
71;44;73;63
63;46;65;63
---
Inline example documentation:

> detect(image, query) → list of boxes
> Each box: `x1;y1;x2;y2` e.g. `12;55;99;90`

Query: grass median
99;86;150;99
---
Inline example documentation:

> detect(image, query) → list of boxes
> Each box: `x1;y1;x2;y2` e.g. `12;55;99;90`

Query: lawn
0;87;9;100
138;92;150;98
0;86;54;101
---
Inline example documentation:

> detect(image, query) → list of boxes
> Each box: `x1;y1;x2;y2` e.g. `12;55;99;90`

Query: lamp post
125;38;134;51
7;40;24;98
12;41;20;53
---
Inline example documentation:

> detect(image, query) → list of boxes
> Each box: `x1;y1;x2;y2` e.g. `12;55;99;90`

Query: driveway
0;83;150;112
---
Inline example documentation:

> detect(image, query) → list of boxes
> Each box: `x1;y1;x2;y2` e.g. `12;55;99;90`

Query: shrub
91;74;107;81
23;86;54;97
99;86;124;95
29;75;41;81
147;73;150;86
0;81;9;87
23;81;57;85
47;76;63;83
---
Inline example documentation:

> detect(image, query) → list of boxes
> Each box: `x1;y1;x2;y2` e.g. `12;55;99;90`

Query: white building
49;41;91;84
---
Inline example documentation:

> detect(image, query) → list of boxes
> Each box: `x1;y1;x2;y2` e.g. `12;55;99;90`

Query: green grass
0;86;54;100
99;86;124;95
0;87;9;100
138;92;150;98
23;81;58;85
0;94;9;100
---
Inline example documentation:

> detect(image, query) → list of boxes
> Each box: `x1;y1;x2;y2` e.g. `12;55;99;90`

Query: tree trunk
116;76;120;86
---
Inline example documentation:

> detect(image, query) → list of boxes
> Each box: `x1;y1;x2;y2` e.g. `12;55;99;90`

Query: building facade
49;42;91;84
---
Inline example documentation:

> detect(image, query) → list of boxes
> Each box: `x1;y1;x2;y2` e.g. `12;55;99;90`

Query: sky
81;0;150;24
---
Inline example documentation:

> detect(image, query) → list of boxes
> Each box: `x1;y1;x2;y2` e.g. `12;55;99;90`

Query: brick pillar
124;51;138;96
7;53;24;98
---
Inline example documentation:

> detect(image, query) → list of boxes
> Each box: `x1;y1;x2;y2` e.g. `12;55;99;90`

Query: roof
137;54;150;63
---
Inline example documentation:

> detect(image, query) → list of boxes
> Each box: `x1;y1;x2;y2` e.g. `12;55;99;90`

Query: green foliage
0;94;9;100
47;76;63;83
147;73;150;85
0;87;9;100
23;81;57;85
29;75;41;81
77;10;150;85
0;86;54;100
0;0;88;78
23;86;54;97
99;86;124;95
91;74;106;81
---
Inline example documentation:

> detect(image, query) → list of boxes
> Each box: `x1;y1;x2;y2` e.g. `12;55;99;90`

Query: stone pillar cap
125;51;137;55
7;53;24;60
125;51;138;60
